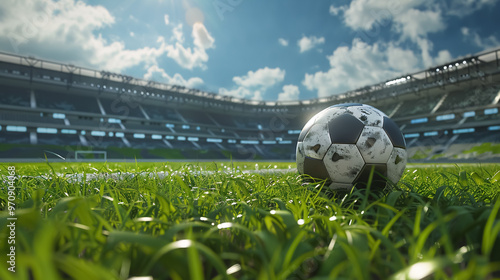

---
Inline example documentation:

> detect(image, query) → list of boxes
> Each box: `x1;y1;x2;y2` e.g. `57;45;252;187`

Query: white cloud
164;22;215;70
462;27;500;50
233;67;285;88
278;38;289;46
192;22;215;50
386;44;420;72
164;14;170;25
315;0;461;97
393;8;445;42
337;0;445;44
164;43;207;70
144;65;203;88
92;38;167;72
329;5;346;16
340;0;425;31
219;87;263;101
434;49;453;65
0;0;114;65
277;84;300;101
219;67;285;100
298;35;325;53
0;0;216;74
332;0;449;68
447;0;499;17
171;23;185;43
0;0;165;73
303;39;421;98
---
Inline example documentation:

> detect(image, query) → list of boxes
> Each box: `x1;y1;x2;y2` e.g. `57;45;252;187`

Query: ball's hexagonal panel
353;164;388;189
368;105;388;118
302;123;332;160
323;144;365;184
383;117;406;149
303;157;330;180
386;147;407;184
328;114;365;144
296;141;305;174
314;106;347;124
298;116;317;142
347;105;385;127
356;126;393;164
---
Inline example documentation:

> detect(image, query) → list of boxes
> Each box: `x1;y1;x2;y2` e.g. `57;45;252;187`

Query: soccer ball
296;103;407;191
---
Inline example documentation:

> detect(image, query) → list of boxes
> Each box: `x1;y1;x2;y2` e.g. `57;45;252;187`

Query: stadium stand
0;86;30;107
0;48;499;161
36;90;102;113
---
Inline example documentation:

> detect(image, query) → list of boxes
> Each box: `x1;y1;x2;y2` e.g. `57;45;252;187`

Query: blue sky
0;0;499;101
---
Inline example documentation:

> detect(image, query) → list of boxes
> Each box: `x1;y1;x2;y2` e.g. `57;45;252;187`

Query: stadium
1;1;500;278
0;47;499;162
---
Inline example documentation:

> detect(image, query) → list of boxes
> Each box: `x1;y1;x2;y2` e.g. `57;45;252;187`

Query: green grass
0;162;499;279
464;143;500;155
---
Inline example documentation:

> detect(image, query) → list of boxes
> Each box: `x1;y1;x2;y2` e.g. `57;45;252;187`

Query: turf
464;143;500;155
0;162;499;279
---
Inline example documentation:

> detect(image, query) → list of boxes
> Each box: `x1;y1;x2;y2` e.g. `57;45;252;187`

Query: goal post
75;150;107;161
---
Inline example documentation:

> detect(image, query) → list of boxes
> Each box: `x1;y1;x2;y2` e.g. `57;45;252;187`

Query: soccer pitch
1;162;499;279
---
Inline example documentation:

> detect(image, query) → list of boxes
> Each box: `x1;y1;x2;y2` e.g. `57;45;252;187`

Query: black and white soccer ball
296;103;407;191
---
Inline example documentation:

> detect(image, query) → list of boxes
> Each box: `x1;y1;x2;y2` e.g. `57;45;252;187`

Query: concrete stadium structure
0;47;499;161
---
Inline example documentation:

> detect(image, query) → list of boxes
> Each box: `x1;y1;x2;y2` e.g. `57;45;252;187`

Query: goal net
75;150;107;161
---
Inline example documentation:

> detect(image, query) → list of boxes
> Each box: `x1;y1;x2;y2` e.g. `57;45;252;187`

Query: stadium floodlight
385;77;408;86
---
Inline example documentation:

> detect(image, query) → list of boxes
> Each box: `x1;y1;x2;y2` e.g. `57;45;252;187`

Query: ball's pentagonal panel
347;105;385;127
386;147;407;184
383;117;406;149
302;123;332;159
353;164;388;189
303;157;330;180
328;114;365;144
296;142;305;174
356;126;393;164
323;144;365;184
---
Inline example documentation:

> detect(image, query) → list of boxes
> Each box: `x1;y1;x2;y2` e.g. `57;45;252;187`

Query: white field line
2;168;299;183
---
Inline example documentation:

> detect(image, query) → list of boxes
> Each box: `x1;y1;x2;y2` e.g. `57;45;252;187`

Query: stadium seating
437;86;499;112
392;95;443;117
36;90;101;113
141;104;183;122
99;97;145;118
0;86;30;107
